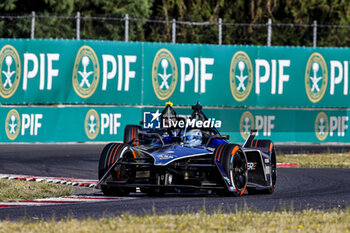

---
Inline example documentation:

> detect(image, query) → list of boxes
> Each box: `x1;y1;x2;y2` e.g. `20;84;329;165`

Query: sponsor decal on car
247;162;257;171
158;154;175;160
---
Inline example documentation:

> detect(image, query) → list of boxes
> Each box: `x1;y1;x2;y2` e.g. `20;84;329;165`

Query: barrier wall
0;106;141;143
0;39;349;107
1;106;349;143
0;39;349;143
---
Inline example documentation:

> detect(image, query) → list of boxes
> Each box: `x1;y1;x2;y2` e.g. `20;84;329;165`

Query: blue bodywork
136;137;228;166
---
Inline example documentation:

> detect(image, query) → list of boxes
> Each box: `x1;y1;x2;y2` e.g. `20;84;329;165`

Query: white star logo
151;110;161;122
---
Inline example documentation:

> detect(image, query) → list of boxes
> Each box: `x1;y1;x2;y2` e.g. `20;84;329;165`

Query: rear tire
249;139;276;195
215;144;248;197
124;125;141;145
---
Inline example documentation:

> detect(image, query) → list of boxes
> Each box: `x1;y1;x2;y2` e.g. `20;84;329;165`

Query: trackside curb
0;174;98;188
276;163;298;168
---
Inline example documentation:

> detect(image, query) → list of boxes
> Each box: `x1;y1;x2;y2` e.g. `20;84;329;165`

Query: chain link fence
0;12;349;47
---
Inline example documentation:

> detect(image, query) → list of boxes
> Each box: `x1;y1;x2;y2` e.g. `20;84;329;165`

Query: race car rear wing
242;129;257;148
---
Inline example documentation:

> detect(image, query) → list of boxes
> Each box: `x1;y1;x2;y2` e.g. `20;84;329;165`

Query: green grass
0;179;75;201
0;209;349;232
278;152;350;168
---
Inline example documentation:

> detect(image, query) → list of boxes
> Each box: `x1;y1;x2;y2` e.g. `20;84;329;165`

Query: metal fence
0;12;349;47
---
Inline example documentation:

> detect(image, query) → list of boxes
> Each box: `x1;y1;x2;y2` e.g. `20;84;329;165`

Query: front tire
98;143;132;196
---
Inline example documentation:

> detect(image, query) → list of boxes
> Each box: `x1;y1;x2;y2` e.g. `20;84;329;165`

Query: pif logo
85;109;100;140
5;109;20;140
230;51;253;102
305;53;328;103
314;112;329;141
239;111;254;140
152;49;178;100
0;45;21;99
72;46;100;98
84;109;122;140
5;109;43;140
314;112;348;141
239;111;275;140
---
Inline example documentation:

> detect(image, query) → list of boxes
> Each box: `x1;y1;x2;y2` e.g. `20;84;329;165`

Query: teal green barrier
1;39;350;108
0;106;141;142
0;40;142;105
142;107;350;143
0;106;349;143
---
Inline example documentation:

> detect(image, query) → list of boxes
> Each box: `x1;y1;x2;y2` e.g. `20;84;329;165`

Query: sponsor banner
0;106;141;142
0;105;348;143
0;40;142;105
1;39;350;107
141;107;350;143
144;44;350;108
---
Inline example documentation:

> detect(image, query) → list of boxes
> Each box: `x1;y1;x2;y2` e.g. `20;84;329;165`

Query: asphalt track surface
0;143;349;220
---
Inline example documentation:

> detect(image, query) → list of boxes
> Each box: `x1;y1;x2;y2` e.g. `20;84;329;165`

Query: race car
96;102;276;196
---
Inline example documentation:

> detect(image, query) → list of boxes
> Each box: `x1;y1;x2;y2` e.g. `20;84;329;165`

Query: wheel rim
231;150;247;190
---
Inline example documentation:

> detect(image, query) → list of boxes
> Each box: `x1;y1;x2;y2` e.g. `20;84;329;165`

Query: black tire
124;125;141;145
214;144;248;196
249;139;277;195
98;143;132;196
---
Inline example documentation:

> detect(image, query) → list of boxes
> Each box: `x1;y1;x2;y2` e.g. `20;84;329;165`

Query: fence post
267;18;272;46
31;11;35;39
76;12;80;40
125;14;129;42
313;20;317;48
172;19;176;43
218;18;222;45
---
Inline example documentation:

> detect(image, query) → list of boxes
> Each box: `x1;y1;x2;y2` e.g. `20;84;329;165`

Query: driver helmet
184;129;202;147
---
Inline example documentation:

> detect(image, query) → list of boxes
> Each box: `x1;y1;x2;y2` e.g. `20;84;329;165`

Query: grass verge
278;152;350;168
0;179;75;201
0;209;349;232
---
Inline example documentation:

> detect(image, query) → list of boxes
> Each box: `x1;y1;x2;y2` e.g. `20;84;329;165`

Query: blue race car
96;102;276;196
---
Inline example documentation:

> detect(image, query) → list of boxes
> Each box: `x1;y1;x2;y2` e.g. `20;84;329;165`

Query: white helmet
184;129;202;147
